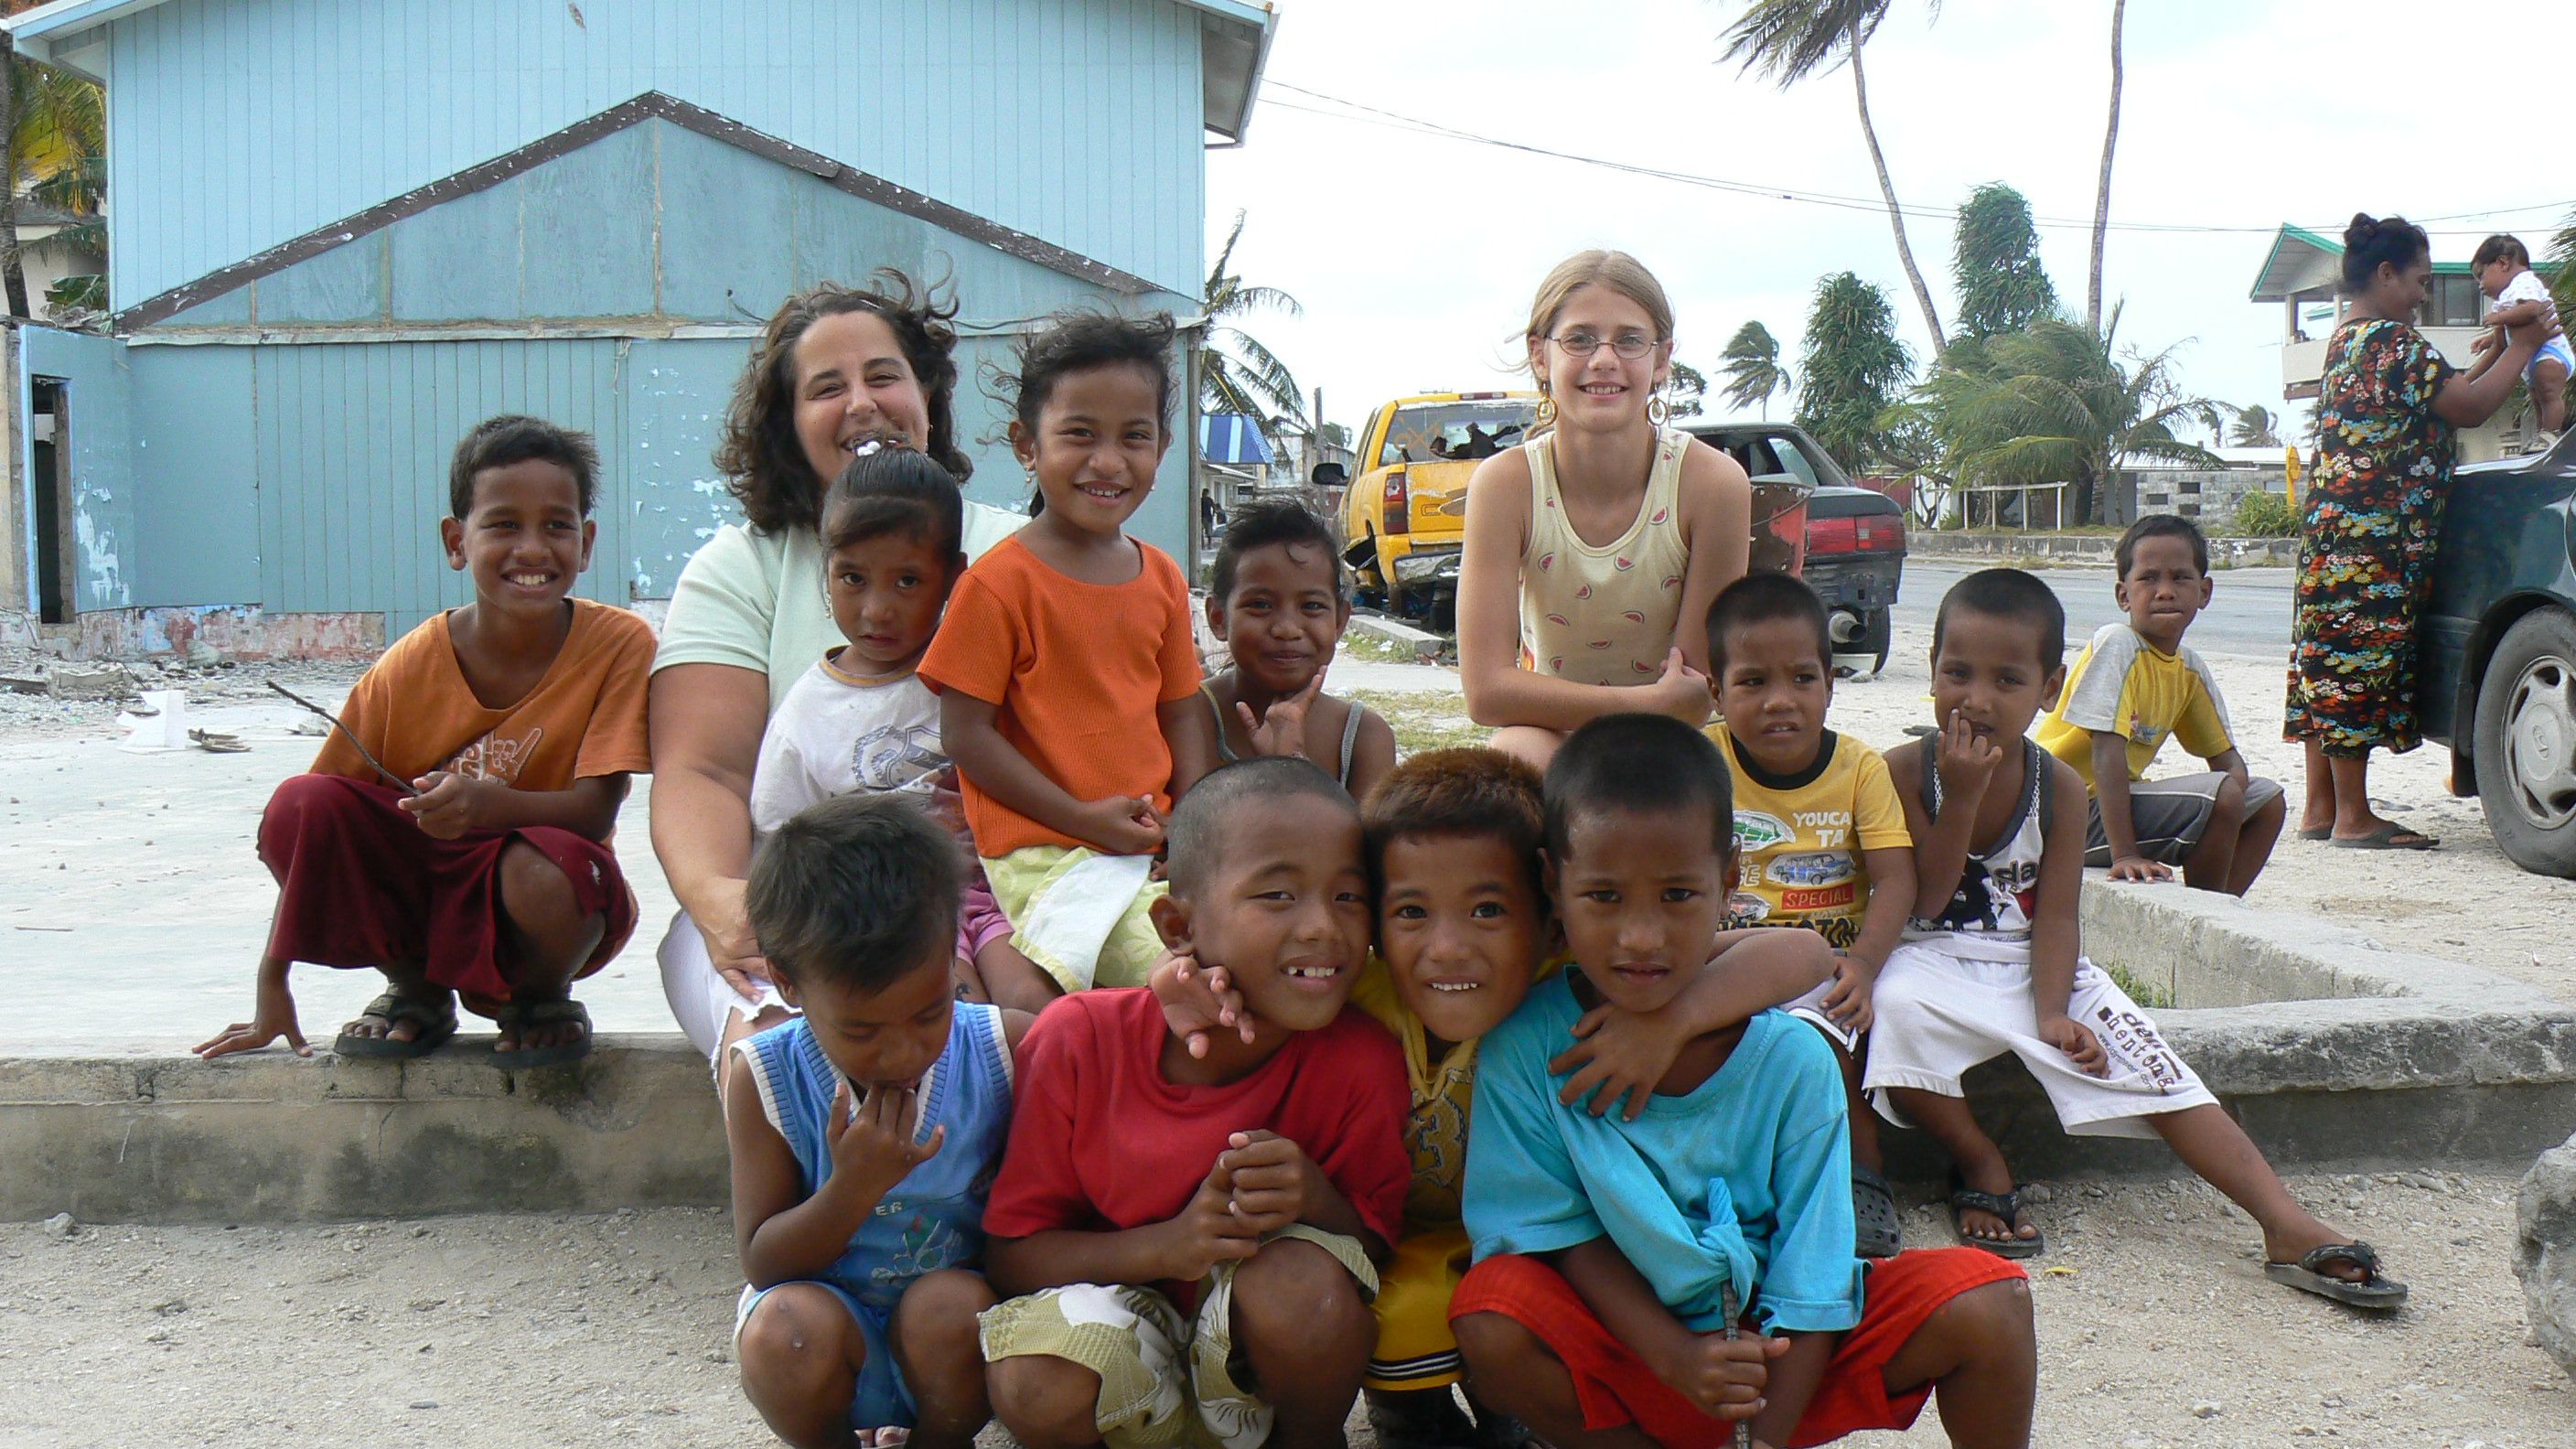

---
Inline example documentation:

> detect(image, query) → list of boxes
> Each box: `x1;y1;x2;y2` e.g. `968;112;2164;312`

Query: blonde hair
1521;251;1677;378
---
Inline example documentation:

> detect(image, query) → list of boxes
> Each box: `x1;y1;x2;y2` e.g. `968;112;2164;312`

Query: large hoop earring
1534;394;1557;429
1647;393;1670;427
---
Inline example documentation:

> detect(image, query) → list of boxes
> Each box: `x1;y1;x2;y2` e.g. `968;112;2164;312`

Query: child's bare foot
2260;1211;2375;1284
333;984;458;1059
488;994;592;1068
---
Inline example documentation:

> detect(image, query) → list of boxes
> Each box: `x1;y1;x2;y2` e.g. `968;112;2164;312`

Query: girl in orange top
918;315;1217;1001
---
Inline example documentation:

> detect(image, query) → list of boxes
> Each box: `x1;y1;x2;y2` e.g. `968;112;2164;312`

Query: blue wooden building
1;0;1272;647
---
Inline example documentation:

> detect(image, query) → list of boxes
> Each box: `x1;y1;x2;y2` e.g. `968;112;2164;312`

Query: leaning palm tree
1199;210;1306;464
1796;272;1913;470
1719;321;1793;418
2086;0;2128;333
1722;1;1947;352
2228;403;2281;449
1911;306;2219;526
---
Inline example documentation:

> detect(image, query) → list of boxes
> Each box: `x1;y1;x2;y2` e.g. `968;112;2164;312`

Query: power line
1259;81;2572;239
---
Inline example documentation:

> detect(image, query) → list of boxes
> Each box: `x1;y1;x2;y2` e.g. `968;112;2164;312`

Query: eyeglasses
1550;331;1660;360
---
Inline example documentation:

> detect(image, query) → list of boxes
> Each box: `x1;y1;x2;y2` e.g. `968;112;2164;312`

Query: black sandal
2265;1240;2407;1310
333;990;457;1059
1853;1165;1905;1258
1948;1168;2045;1259
486;996;593;1070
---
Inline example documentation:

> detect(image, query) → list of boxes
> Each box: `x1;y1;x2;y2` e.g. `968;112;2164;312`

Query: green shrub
2229;490;2299;537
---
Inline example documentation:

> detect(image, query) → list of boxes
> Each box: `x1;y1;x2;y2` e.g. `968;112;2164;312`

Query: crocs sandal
487;996;593;1069
333;990;458;1059
1853;1165;1905;1259
2264;1240;2407;1311
1948;1169;2045;1259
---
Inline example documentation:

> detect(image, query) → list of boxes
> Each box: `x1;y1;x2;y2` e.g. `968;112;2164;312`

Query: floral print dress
2284;318;2457;757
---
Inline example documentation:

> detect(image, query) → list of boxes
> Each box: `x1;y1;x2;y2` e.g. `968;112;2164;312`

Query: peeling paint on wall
74;510;127;607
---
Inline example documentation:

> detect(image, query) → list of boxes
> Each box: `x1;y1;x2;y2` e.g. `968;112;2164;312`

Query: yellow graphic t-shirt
1706;723;1912;950
2035;621;2236;791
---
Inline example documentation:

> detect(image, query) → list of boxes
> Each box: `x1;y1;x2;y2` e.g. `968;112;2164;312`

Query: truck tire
2473;607;2576;877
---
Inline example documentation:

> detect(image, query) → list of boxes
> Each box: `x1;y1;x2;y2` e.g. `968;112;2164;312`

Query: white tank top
1903;735;2052;961
1517;425;1694;686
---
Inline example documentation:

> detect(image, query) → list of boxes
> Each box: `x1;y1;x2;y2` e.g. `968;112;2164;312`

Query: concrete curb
1909;532;2299;569
1346;613;1446;660
7;884;2571;1224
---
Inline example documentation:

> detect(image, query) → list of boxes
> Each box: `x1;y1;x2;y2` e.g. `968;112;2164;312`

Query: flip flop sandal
188;728;251;755
486;997;593;1070
2295;825;2333;841
333;991;458;1059
2265;1240;2407;1310
1948;1169;2045;1260
2331;821;2439;851
1853;1165;1905;1259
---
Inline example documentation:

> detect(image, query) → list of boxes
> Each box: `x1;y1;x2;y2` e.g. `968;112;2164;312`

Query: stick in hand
264;681;420;796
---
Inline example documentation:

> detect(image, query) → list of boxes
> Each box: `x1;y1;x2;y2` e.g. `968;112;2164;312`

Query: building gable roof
118;91;1161;330
5;0;1276;140
2249;222;2560;302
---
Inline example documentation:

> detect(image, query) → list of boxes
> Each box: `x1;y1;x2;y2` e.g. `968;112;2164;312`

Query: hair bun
2345;212;2382;246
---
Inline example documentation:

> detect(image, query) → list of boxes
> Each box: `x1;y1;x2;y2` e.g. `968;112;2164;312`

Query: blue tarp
1200;413;1274;466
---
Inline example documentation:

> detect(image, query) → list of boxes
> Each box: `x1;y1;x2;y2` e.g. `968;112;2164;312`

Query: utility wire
1260;81;2572;239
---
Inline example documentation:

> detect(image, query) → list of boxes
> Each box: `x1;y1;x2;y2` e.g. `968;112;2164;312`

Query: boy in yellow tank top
1702;573;1918;1258
1154;748;1830;1449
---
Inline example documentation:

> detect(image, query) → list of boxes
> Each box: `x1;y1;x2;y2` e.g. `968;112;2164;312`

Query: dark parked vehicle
2418;435;2576;876
1685;421;1906;673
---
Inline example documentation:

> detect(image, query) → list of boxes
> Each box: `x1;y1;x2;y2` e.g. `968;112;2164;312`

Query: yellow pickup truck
1338;391;1542;622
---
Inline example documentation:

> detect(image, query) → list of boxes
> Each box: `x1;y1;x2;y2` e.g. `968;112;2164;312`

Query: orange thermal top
918;534;1202;856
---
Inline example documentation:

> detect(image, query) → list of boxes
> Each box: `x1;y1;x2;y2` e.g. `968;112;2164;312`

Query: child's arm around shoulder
724;1048;940;1289
1554;930;1833;1121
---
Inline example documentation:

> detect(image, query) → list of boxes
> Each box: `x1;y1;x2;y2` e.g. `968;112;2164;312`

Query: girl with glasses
1455;250;1755;770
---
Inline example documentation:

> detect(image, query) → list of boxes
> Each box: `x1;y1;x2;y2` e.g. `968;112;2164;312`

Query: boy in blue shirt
1452;714;2035;1449
726;793;1030;1449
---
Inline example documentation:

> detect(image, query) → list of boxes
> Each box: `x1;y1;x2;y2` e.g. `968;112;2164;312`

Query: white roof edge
2;0;165;62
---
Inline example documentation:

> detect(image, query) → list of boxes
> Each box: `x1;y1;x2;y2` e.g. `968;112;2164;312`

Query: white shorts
1783;978;1859;1054
657;907;789;1070
1862;939;2214;1139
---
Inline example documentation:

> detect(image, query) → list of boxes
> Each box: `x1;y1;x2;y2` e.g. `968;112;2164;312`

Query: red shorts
258;774;636;1009
1450;1248;2024;1448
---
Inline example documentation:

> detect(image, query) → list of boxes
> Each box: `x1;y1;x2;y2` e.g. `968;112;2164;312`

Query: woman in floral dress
2287;214;2556;848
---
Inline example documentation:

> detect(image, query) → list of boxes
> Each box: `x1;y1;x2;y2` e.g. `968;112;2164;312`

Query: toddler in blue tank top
724;793;1036;1447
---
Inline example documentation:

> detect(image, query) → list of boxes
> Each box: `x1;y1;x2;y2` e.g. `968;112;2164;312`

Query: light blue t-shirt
732;1004;1015;1309
1463;977;1864;1336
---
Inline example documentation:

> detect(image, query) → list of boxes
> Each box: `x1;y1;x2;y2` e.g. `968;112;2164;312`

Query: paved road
1894;559;2293;661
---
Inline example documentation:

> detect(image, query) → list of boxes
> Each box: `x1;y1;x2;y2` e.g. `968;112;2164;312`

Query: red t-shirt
983;988;1410;1271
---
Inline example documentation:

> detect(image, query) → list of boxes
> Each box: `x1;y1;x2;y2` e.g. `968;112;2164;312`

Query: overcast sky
1205;0;2574;448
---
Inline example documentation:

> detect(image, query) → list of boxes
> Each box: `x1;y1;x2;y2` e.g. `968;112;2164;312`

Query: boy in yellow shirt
1701;572;1917;1259
2034;515;2285;893
1156;749;1830;1449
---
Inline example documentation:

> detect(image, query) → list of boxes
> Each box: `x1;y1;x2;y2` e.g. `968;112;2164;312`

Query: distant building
0;0;1273;654
2249;223;2560;464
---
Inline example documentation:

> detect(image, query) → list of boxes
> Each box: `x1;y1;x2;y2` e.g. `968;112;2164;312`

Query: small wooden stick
264;681;421;796
1721;1281;1750;1449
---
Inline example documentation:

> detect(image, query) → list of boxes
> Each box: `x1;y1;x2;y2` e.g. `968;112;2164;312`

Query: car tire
1861;606;1892;675
2472;607;2576;877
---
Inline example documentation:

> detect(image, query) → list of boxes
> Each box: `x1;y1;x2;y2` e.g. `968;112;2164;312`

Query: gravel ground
2;1170;2566;1449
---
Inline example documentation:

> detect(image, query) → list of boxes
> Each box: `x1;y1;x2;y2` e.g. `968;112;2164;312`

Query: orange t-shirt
312;597;656;792
918;534;1201;856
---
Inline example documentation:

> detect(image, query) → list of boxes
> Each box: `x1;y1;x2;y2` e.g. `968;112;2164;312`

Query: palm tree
1721;1;1947;353
1199;210;1307;465
1953;182;2057;341
1665;360;1710;420
2228;404;2281;449
0;5;103;320
1719;322;1793;417
2086;0;2127;334
2549;205;2574;323
1796;272;1913;470
1909;306;2217;526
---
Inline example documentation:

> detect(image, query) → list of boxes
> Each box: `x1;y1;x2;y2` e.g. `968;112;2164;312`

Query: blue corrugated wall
104;0;1206;310
100;116;1195;628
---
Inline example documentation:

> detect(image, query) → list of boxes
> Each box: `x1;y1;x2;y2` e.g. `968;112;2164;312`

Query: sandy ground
4;1170;2567;1449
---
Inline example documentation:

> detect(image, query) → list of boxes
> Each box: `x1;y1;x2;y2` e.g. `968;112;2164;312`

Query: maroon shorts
258;774;636;1010
1450;1248;2025;1448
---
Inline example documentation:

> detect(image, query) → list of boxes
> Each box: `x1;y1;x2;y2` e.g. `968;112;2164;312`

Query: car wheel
2472;607;2576;877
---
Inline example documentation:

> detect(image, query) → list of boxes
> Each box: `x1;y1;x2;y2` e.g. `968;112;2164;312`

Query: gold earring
1647;393;1670;427
1534;393;1557;428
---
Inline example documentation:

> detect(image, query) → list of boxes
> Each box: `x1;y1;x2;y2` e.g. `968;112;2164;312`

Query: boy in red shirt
977;757;1409;1449
194;415;654;1068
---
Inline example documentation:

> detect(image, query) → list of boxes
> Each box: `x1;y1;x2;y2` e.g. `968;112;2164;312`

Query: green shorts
977;1226;1377;1449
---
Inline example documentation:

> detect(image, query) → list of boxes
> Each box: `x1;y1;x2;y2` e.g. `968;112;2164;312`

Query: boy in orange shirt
196;415;655;1068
